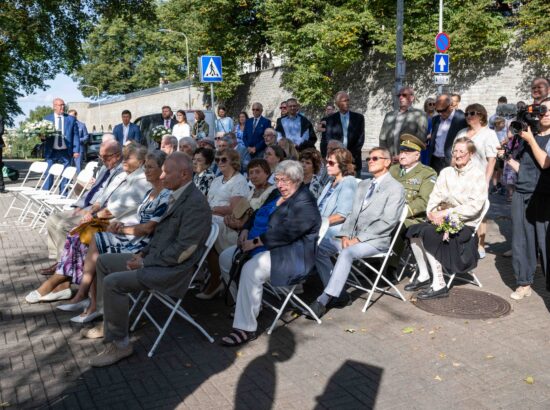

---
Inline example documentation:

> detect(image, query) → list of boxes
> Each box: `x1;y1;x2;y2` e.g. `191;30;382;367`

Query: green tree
265;0;510;107
0;0;155;124
518;0;550;67
25;105;53;124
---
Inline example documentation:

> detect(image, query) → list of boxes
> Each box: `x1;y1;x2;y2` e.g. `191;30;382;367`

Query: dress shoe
417;286;449;300
195;282;224;300
89;342;133;367
404;278;431;292
305;300;326;320
70;311;102;324
327;292;352;309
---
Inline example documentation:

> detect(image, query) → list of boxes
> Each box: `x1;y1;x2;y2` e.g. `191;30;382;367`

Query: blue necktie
364;181;377;203
57;116;63;147
83;169;111;208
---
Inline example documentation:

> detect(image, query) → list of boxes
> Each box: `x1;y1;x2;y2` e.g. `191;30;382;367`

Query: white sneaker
510;286;532;300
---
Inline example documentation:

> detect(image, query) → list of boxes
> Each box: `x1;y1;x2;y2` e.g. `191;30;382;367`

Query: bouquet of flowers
434;211;464;242
150;125;171;144
22;120;56;138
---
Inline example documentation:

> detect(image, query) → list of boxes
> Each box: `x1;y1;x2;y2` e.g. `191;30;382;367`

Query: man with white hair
160;135;178;155
243;102;271;158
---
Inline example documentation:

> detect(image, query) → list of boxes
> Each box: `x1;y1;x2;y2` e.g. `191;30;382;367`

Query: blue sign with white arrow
199;55;223;83
433;53;449;74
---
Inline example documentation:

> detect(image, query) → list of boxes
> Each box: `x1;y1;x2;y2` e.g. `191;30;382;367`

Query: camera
509;104;548;136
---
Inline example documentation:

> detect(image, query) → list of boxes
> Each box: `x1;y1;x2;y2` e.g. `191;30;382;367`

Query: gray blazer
379;108;428;156
105;166;151;224
138;182;212;298
74;163;124;209
338;173;405;251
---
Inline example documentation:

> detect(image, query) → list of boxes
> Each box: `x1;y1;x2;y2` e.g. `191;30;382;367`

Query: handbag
69;218;110;246
224;197;253;230
224;248;252;306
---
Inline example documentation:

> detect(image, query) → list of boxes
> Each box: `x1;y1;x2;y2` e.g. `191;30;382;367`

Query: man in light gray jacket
84;152;212;367
309;147;405;318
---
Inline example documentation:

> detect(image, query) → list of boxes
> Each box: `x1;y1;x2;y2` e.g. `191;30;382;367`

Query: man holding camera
505;97;550;300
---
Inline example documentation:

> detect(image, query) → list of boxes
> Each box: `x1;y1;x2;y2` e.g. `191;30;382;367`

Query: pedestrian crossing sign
199;55;223;83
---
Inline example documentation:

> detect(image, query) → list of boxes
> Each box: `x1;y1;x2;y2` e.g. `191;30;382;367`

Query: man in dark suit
428;94;468;174
321;91;365;176
112;110;143;146
0;113;5;193
243;102;271;158
43;98;80;192
84;152;212;366
275;98;317;150
68;109;89;172
156;105;177;130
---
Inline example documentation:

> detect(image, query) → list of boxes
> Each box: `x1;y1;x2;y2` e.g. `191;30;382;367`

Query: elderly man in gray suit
84;152;212;367
309;147;405;318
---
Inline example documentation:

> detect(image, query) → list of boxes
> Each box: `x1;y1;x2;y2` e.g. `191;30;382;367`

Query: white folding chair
17;164;66;224
264;217;330;335
444;199;490;288
3;161;49;219
346;206;409;313
84;161;99;173
129;223;219;357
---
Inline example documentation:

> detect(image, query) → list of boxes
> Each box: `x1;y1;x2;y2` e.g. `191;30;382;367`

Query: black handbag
224;248;252;306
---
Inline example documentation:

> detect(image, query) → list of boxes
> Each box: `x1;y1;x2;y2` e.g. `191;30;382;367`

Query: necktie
342;114;349;147
399;168;406;177
83;169;111;208
57;116;63;147
253;118;258;132
165;119;170;129
365;181;377;201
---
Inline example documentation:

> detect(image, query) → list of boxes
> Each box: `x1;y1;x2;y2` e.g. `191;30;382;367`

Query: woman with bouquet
404;137;487;300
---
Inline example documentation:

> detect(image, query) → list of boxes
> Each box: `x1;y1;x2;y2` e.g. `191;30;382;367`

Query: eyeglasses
279;106;287;110
436;106;450;113
215;157;228;164
366;156;389;162
428;103;435;106
252;108;261;111
274;177;292;185
327;160;337;167
465;111;480;117
397;93;410;98
99;153;117;161
215;137;222;140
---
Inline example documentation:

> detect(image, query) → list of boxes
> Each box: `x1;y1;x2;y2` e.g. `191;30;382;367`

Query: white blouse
207;173;250;208
172;123;191;138
455;126;500;171
427;161;488;227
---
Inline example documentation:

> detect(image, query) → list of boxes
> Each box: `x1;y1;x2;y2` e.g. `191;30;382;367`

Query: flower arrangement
150;125;171;144
22;120;56;137
434;211;464;242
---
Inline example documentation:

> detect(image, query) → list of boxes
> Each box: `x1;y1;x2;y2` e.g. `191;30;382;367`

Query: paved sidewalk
1;190;550;410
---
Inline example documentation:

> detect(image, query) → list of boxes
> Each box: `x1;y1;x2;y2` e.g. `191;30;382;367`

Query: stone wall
70;51;536;149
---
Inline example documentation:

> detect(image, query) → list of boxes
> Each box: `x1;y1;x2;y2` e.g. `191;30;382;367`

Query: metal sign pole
438;0;444;94
210;83;215;113
394;0;404;111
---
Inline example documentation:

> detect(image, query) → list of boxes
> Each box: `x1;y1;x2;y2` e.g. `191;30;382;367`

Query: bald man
85;152;212;367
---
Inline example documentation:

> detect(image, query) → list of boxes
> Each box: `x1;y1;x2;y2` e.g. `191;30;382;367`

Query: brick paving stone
1;188;550;409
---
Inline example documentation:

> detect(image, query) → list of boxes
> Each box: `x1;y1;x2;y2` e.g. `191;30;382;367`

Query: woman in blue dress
234;112;248;146
57;150;171;323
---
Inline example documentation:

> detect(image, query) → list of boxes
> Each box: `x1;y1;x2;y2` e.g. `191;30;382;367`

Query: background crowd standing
13;77;550;366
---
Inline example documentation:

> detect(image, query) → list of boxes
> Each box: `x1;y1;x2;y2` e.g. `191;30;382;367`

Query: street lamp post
81;84;101;130
159;28;192;109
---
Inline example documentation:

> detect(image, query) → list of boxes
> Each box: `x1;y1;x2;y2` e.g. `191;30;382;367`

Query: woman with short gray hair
179;136;197;157
220;160;321;346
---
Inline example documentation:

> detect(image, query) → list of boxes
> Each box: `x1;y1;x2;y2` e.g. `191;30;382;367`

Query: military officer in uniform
388;134;437;275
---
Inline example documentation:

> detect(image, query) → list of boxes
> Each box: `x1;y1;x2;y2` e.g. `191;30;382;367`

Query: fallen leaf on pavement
439;353;446;359
485;355;495;360
360;328;367;333
402;326;414;334
236;351;243;357
452;362;461;367
525;376;534;385
434;375;442;381
345;328;356;333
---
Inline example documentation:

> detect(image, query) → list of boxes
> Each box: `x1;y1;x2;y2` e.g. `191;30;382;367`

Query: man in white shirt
275;98;316;150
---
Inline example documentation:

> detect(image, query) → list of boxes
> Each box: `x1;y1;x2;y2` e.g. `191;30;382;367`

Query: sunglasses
279;106;287;109
397;93;410;97
366;156;389;162
252;108;261;111
436;106;450;113
465;111;480;117
215;157;228;164
428;103;435;106
326;160;337;167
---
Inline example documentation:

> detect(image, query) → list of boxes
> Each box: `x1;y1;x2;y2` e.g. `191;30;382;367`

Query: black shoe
305;300;326;320
327;293;352;309
404;278;430;292
417;286;449;300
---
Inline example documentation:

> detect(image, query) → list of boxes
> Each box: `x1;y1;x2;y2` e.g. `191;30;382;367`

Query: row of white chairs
3;161;98;233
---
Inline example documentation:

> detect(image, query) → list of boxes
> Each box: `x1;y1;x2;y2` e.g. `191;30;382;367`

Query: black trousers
0;147;5;191
430;156;448;175
511;192;550;290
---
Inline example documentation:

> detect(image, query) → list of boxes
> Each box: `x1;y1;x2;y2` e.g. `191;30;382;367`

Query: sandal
221;329;257;347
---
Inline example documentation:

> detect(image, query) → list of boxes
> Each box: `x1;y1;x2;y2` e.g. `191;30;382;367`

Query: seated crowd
25;96;488;368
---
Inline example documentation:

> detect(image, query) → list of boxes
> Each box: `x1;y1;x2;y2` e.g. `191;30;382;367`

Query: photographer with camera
504;97;550;300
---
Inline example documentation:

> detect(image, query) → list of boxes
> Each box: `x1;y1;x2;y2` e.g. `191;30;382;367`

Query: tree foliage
517;0;550;67
0;0;155;124
25;105;53;125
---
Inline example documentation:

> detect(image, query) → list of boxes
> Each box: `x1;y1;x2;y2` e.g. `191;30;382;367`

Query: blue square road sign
200;55;223;83
433;53;449;74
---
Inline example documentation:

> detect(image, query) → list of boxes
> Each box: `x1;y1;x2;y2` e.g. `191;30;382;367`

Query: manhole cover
413;288;511;319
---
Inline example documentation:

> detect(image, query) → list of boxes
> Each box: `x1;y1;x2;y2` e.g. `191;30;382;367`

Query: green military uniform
390;162;437;227
388;134;437;272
